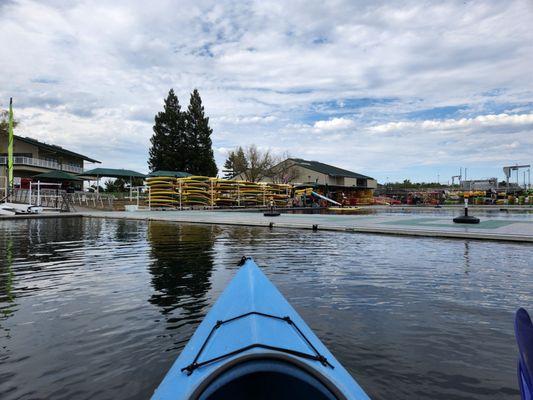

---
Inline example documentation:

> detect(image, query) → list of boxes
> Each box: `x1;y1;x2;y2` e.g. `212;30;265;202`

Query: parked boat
0;202;43;215
152;257;370;400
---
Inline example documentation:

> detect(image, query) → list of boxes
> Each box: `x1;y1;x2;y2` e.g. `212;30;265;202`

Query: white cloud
313;117;354;130
369;113;533;133
215;115;278;124
0;0;532;180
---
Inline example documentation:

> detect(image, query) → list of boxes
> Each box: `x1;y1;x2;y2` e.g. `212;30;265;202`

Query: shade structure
78;167;146;195
33;170;82;181
78;168;146;179
147;170;191;178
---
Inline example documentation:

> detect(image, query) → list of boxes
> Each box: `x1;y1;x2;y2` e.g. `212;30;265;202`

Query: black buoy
312;224;318;231
453;198;480;224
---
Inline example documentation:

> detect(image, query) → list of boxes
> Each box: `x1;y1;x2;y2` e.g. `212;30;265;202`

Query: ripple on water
0;217;531;399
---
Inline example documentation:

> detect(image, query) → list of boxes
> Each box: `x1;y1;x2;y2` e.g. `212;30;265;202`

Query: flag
8;97;14;189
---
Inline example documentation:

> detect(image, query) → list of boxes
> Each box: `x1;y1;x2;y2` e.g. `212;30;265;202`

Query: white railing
0;156;83;174
61;163;84;173
68;191;114;208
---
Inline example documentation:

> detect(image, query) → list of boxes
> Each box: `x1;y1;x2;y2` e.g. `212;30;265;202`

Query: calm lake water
1;217;532;399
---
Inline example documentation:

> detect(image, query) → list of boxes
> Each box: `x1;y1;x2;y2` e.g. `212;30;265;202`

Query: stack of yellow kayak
146;176;177;207
264;183;291;207
294;188;313;197
176;176;211;206
147;175;294;209
211;178;238;206
236;181;263;206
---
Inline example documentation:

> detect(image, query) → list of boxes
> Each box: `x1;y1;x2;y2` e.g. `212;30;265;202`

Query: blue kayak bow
152;256;370;400
515;308;533;400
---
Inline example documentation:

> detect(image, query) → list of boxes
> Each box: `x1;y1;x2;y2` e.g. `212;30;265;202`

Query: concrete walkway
79;210;533;243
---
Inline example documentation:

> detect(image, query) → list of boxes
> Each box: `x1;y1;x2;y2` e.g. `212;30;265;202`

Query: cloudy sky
1;0;532;183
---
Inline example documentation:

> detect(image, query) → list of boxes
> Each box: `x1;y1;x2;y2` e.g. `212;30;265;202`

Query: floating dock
74;210;533;243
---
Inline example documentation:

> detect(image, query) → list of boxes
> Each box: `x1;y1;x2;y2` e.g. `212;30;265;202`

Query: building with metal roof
287;158;374;183
0;133;100;183
232;158;377;189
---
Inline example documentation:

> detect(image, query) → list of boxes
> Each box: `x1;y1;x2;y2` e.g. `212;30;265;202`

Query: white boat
0;202;43;215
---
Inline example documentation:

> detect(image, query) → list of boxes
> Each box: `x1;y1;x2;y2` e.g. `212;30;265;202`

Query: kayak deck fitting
152;257;370;400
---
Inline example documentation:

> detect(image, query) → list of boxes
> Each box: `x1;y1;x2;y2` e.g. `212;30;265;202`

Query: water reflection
463;241;470;274
0;217;530;400
113;218;145;242
0;236;14;321
147;221;216;317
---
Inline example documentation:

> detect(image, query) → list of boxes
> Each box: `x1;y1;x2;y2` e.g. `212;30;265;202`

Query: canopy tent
147;170;191;178
33;170;83;181
78;168;146;195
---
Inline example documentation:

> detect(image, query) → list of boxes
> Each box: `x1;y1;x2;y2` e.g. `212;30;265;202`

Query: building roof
288;158;373;180
147;170;192;178
79;168;146;179
15;135;100;163
33;170;82;181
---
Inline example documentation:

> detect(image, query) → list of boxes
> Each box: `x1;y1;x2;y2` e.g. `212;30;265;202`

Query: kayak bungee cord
181;310;334;375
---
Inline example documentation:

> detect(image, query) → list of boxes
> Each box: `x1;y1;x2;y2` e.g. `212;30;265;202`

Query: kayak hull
151;257;370;400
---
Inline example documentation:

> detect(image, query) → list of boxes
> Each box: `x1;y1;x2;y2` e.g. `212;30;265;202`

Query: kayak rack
181;311;334;375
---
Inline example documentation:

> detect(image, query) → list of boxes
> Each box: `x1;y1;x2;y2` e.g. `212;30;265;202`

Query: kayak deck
181;310;333;375
151;257;370;400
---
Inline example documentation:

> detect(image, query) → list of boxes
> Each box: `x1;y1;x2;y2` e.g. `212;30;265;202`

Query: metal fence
1;187;114;211
68;191;114;208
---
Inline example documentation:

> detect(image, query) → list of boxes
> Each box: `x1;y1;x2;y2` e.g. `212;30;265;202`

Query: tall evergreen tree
223;146;247;179
185;89;218;176
222;152;237;179
148;89;187;172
